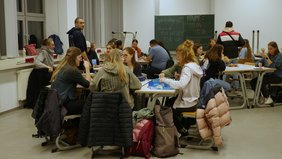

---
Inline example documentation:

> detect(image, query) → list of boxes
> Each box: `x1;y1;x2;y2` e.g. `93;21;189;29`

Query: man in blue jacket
67;17;89;62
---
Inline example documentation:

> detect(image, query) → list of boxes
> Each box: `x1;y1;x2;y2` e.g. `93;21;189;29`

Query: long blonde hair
105;49;128;83
51;47;81;81
176;40;198;66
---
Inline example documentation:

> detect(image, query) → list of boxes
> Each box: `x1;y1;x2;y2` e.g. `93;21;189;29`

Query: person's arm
161;64;179;78
34;50;53;72
134;63;142;77
70;67;90;88
268;54;282;69
216;35;222;44
89;69;103;92
161;66;191;89
83;60;91;81
128;69;142;90
237;34;245;47
238;48;247;59
73;31;87;52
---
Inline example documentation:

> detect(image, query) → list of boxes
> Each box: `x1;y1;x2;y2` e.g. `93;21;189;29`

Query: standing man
67;17;89;63
143;39;170;79
217;21;245;60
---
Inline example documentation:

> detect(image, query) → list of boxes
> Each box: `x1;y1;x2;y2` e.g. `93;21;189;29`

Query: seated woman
24;38;55;108
193;43;204;62
159;40;203;137
86;41;99;73
51;47;91;115
250;41;282;105
123;47;142;77
90;49;141;108
238;39;255;63
201;44;230;90
131;39;142;59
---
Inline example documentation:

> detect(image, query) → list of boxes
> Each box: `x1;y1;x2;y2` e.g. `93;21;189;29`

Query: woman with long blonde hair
90;49;141;108
51;47;91;114
159;39;203;137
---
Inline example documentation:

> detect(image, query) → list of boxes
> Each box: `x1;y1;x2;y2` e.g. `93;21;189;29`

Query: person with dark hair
131;39;142;58
217;21;245;60
86;41;99;72
115;40;123;50
123;47;142;77
67;17;90;63
193;43;204;62
208;38;217;50
201;44;229;89
51;47;91;114
143;39;170;78
250;41;282;105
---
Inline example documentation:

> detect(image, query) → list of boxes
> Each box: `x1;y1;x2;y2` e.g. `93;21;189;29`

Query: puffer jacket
78;92;133;147
196;86;231;147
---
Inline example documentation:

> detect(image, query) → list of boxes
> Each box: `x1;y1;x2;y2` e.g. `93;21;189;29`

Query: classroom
0;0;282;158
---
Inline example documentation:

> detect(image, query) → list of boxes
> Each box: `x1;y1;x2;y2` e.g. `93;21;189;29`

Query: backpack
131;119;154;159
154;105;179;157
48;34;64;54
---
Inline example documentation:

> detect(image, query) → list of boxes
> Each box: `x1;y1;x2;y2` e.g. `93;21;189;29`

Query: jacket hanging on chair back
154;105;179;157
48;34;64;54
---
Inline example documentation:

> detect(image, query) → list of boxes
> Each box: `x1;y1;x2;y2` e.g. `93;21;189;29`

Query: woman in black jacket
201;44;227;88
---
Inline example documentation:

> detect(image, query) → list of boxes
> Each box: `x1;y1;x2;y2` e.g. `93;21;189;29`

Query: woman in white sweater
159;39;203;136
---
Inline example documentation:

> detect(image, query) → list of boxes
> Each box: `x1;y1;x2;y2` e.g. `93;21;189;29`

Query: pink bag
131;119;154;159
24;44;38;56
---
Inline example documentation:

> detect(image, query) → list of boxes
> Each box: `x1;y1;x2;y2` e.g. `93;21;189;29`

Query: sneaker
264;97;273;105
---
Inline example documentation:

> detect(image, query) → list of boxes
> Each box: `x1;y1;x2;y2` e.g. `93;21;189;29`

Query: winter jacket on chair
78;92;133;147
33;88;67;138
196;86;231;147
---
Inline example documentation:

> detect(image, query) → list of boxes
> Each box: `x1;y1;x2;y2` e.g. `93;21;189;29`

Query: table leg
229;73;248;109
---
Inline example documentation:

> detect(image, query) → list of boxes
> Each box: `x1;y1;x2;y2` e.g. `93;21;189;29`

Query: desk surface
137;59;149;65
135;80;176;94
225;64;275;73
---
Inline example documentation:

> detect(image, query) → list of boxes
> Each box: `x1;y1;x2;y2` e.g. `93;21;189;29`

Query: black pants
165;97;196;133
143;66;162;79
64;99;86;115
25;68;52;108
250;74;282;98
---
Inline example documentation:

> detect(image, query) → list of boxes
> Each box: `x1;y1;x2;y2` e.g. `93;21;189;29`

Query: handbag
24;44;38;56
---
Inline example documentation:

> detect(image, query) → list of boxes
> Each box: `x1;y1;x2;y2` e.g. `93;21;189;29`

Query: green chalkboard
155;15;214;51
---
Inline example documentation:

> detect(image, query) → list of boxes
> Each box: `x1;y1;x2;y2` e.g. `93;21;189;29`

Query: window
17;0;45;51
0;0;6;57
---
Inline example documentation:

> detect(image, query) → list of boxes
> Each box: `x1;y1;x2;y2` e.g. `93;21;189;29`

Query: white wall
0;70;18;112
123;0;155;53
214;0;282;53
159;0;212;15
123;0;212;53
45;0;77;54
4;0;18;58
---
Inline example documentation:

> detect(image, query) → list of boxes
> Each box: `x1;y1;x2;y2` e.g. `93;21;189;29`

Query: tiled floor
0;105;282;159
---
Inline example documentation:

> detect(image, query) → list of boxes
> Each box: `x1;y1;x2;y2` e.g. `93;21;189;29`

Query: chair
32;88;82;153
269;83;282;106
78;92;133;158
179;112;217;151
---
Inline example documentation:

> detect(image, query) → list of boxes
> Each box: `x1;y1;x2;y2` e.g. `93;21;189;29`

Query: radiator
17;68;33;101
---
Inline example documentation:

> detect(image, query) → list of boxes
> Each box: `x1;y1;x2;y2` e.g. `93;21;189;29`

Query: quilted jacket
196;86;231;146
78;92;133;147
